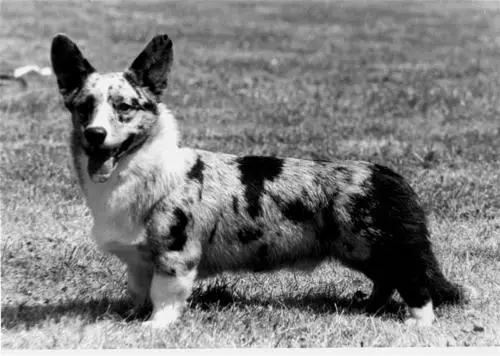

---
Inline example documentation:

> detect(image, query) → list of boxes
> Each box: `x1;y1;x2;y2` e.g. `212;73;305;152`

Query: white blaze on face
81;73;123;183
84;73;124;148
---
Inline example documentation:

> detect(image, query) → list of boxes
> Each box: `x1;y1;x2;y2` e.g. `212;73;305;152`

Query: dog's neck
148;103;181;151
115;103;185;178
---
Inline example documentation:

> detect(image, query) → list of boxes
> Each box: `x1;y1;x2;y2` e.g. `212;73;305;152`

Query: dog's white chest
84;173;146;250
77;139;191;253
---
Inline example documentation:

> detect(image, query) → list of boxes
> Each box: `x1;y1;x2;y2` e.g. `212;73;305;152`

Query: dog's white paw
406;301;435;327
143;319;174;329
143;307;181;329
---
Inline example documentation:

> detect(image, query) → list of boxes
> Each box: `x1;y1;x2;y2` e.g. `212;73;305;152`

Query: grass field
1;0;500;349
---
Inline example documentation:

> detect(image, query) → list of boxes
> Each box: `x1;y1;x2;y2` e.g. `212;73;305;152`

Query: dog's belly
196;257;325;279
196;249;327;279
195;222;330;278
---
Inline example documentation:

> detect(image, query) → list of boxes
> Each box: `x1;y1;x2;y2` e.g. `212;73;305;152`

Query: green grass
1;0;500;348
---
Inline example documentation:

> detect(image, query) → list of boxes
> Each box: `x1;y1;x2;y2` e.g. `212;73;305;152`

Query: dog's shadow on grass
1;286;406;329
1;297;139;330
190;284;406;321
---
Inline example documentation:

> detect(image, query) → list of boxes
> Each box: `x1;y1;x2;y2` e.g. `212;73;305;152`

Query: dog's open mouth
86;135;136;183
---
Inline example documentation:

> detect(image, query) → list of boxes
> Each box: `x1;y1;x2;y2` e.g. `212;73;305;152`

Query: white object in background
13;65;53;78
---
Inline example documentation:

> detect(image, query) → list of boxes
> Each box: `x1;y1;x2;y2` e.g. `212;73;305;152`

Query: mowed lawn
1;0;499;348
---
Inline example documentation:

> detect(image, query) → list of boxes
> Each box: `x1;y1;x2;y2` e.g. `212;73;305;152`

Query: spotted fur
51;33;473;328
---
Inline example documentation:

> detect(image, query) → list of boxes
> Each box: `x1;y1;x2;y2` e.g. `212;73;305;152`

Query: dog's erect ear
126;34;173;98
51;34;95;96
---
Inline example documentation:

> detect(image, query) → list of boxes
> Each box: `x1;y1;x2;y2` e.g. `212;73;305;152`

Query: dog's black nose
84;127;107;146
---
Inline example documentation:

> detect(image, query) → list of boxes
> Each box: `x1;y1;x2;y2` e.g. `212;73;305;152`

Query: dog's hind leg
399;284;435;327
364;282;395;314
146;268;197;328
395;247;436;327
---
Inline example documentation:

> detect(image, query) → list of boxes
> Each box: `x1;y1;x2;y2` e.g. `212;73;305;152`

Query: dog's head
51;34;174;183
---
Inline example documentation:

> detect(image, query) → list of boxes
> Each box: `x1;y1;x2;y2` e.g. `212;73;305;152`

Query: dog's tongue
88;156;115;183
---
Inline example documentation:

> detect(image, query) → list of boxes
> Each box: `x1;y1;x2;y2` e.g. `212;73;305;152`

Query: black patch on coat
232;196;239;214
280;199;316;221
318;201;342;242
347;163;428;245
270;191;316;222
367;164;428;240
208;221;218;244
236;156;284;219
187;156;205;200
187;156;205;185
237;226;263;244
169;208;189;251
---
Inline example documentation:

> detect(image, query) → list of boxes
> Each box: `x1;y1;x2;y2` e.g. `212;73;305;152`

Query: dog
50;33;472;328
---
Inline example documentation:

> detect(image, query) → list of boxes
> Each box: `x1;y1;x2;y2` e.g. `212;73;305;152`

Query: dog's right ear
51;34;95;96
126;34;174;99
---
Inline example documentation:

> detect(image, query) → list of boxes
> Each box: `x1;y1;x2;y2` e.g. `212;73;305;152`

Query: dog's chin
87;154;117;183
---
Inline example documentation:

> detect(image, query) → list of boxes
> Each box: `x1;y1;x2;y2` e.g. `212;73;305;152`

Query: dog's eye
117;102;133;112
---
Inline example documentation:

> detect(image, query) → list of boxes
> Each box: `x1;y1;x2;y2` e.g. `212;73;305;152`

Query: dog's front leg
126;254;153;318
102;242;154;318
146;266;197;329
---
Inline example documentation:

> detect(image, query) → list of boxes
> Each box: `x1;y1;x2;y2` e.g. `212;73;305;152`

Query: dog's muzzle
84;132;137;184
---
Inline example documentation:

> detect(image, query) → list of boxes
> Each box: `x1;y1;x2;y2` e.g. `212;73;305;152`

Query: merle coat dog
51;33;472;327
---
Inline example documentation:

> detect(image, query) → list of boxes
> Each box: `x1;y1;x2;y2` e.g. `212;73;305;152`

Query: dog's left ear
126;34;174;98
51;34;95;96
